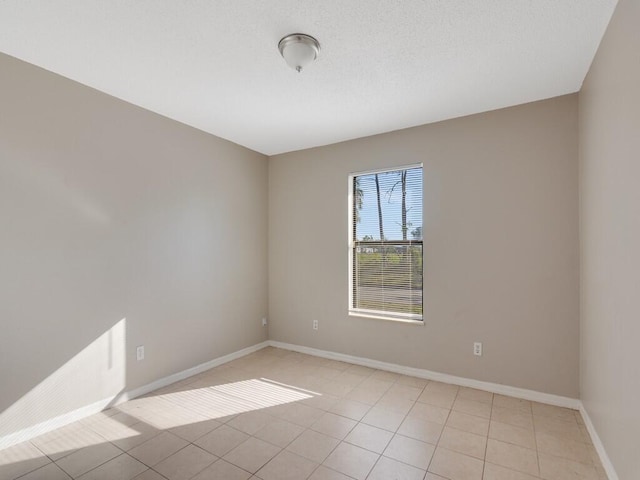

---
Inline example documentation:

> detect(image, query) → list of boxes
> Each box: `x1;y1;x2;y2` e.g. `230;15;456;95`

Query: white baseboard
117;340;270;403
0;341;269;450
269;340;624;479
5;337;618;480
0;397;116;451
578;404;619;480
268;340;581;409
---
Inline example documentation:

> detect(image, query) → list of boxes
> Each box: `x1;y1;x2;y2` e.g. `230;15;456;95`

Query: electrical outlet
136;345;145;361
473;342;482;356
262;317;267;327
312;319;318;330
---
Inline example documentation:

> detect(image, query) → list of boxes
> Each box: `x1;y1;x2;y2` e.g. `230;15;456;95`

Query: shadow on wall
0;318;128;449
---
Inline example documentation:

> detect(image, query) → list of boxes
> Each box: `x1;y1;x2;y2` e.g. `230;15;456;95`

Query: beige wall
269;95;580;397
0;52;268;440
579;0;640;478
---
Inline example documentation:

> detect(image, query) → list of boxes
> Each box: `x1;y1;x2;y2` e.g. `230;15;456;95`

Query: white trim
348;162;424;177
348;173;355;313
268;340;581;409
348;310;424;325
5;336;620;480
0;397;115;451
578;404;619;480
348;164;425;322
118;340;269;403
0;341;269;450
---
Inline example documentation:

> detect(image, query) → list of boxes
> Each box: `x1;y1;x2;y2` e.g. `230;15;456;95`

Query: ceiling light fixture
278;33;320;72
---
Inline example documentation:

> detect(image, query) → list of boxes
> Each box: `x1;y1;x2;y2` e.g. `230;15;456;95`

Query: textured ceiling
0;1;617;155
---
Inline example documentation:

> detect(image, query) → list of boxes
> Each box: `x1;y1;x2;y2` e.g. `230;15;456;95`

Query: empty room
0;1;637;479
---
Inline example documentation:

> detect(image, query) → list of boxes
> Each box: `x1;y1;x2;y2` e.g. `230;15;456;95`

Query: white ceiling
0;1;617;155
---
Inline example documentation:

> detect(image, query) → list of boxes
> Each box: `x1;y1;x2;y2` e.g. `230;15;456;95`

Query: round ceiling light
278;33;320;72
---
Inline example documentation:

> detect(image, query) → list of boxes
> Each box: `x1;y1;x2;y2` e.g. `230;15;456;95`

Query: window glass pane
354;167;423;242
353;244;423;315
351;165;423;321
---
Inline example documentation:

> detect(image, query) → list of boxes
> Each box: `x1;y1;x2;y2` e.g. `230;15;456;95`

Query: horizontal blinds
352;167;423;319
353;244;423;316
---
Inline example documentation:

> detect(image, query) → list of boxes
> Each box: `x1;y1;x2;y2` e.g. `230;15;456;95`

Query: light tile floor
0;347;607;480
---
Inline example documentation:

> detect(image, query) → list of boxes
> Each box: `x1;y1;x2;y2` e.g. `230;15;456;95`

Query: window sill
348;310;424;325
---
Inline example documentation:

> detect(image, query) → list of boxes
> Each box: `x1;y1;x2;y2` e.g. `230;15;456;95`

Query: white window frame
348;163;424;325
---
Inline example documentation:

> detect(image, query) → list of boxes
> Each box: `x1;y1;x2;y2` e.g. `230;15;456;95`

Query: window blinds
351;166;423;321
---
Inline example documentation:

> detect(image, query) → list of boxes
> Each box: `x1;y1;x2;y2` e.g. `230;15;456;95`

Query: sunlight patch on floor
147;378;315;422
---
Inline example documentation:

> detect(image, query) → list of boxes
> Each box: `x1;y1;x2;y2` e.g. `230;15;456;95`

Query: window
349;165;423;323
